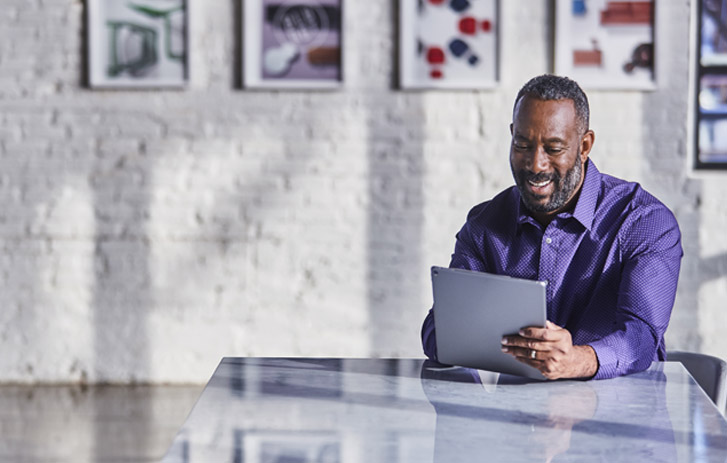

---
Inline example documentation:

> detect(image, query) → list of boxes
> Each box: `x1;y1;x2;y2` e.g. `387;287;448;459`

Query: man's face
509;97;593;219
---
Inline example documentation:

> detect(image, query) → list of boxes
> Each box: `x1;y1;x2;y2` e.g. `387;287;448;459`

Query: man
421;74;682;380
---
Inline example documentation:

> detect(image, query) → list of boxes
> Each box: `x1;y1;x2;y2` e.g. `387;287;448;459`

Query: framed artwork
399;0;499;89
243;0;344;89
694;0;727;169
554;0;656;90
87;0;188;88
700;0;727;66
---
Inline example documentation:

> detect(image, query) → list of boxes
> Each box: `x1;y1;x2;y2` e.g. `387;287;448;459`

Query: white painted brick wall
0;0;723;383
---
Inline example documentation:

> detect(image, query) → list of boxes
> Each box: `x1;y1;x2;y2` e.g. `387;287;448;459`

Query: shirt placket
538;223;559;321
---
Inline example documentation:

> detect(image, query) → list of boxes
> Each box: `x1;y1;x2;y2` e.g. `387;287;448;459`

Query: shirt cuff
587;339;619;380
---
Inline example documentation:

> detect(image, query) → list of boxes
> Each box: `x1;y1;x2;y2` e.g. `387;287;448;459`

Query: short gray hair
514;74;590;134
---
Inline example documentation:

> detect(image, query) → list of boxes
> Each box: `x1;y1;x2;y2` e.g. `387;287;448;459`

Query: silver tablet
431;266;547;380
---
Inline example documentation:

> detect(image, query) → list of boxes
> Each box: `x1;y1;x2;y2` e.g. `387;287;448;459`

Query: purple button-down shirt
421;160;683;379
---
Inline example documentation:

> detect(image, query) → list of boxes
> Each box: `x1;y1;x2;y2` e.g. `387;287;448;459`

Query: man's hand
501;321;598;380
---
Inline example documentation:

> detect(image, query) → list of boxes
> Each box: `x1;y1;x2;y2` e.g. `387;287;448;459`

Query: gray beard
515;157;583;214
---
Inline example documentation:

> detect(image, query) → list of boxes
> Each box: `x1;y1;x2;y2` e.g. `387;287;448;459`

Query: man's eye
547;148;563;154
515;144;530;150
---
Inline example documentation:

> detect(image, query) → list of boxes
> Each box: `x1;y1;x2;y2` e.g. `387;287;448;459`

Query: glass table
162;358;727;462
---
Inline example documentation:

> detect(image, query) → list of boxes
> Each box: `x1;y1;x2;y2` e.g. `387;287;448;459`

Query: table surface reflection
161;358;727;463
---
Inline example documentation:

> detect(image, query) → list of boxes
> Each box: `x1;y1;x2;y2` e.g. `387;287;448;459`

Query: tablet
431;266;547;380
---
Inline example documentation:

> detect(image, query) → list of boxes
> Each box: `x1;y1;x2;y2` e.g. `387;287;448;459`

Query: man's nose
529;146;550;173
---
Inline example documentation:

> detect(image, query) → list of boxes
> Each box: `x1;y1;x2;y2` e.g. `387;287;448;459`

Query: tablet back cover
432;266;547;380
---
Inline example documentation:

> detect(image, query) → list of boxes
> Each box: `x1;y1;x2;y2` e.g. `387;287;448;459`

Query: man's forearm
421;308;438;360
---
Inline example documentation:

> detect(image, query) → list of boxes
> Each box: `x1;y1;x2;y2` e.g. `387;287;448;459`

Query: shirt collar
571;158;599;231
514;158;600;231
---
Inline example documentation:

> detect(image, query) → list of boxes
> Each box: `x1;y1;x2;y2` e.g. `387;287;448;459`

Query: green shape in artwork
127;3;183;18
126;2;186;62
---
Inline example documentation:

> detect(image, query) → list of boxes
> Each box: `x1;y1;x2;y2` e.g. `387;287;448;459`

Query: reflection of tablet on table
431;266;547;380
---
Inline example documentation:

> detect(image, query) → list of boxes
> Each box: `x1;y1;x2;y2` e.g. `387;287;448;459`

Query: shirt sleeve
587;205;683;380
421;212;490;360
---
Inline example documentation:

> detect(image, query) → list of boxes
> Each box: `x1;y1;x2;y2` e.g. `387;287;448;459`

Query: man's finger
504;345;541;360
501;336;553;352
546;320;563;330
520;322;567;341
519;327;558;341
513;354;546;371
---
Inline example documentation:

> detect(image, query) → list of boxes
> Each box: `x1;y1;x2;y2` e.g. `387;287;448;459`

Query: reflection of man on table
420;361;677;462
421;75;682;380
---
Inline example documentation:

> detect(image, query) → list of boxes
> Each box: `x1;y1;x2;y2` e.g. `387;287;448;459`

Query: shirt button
545;237;553;244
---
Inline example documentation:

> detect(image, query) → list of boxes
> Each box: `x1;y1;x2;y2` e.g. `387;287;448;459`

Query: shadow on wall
367;1;425;357
640;91;704;351
91;121;154;460
640;0;727;352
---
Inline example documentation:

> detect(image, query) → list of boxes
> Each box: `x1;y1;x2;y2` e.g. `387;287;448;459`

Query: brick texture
0;0;723;383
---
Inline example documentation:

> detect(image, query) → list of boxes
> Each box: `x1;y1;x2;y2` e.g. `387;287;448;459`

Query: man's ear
580;129;595;162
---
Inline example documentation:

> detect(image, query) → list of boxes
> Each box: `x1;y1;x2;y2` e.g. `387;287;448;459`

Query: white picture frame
399;0;499;90
243;0;344;89
87;0;189;88
554;0;656;90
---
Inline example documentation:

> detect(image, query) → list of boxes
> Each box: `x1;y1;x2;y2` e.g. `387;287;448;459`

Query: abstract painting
700;0;727;66
697;74;727;163
243;0;343;89
88;0;188;88
696;0;727;168
555;0;656;89
399;0;498;89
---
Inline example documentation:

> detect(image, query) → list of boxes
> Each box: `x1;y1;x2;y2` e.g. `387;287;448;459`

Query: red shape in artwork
600;1;653;25
459;17;477;35
431;69;443;79
481;19;492;32
427;47;445;64
428;0;445;5
573;49;602;66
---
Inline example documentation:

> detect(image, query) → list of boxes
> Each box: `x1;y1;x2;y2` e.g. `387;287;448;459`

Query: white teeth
528;179;551;188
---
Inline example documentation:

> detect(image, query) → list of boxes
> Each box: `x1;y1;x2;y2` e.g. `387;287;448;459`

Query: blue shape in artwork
449;0;471;13
468;55;479;66
449;39;469;57
573;0;586;15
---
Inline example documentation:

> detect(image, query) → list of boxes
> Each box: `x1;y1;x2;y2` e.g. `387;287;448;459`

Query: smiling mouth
528;179;552;188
